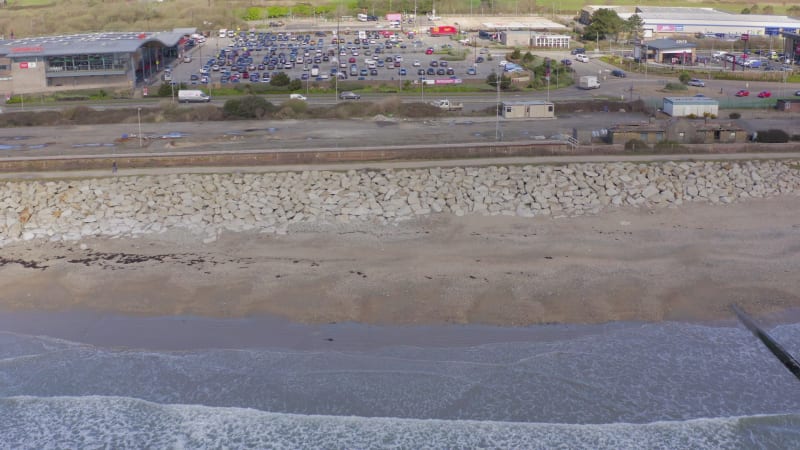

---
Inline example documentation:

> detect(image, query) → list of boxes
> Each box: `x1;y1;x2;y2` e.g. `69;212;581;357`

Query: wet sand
1;196;799;327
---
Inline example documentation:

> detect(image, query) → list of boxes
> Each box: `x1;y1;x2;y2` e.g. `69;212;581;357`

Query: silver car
339;91;361;100
688;78;705;87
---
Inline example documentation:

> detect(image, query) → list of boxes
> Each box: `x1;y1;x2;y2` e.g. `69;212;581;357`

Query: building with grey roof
580;5;800;39
0;29;195;95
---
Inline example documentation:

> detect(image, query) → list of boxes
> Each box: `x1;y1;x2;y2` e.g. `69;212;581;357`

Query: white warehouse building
662;97;719;117
580;6;800;38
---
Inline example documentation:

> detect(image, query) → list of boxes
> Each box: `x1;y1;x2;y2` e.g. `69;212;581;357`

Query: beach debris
732;304;800;382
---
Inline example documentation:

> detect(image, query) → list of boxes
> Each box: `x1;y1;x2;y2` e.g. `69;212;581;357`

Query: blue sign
765;27;780;36
783;28;797;33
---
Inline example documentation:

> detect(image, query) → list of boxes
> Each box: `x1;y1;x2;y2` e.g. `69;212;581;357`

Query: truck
579;75;600;90
431;99;463;111
178;90;211;103
429;25;457;37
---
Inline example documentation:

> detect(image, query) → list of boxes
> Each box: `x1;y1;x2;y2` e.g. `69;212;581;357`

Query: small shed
501;100;555;119
776;98;800;113
663;97;719;117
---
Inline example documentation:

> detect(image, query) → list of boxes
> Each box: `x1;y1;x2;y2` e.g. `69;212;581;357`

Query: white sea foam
2;321;800;425
4;395;799;449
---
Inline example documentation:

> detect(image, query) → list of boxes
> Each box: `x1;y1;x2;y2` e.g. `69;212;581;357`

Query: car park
340;91;361;100
687;78;705;87
735;89;749;97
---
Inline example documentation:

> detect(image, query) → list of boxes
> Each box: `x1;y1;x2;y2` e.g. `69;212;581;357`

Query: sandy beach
1;195;799;326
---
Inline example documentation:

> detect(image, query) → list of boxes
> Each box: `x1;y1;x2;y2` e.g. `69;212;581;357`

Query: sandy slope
2;194;799;325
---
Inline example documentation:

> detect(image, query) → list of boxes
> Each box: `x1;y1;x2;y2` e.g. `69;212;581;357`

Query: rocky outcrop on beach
1;160;799;245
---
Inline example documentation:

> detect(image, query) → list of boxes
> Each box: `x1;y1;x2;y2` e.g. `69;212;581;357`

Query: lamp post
137;108;142;148
493;70;501;141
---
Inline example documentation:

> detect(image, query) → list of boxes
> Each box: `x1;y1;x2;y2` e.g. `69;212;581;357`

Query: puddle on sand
72;143;116;148
161;132;187;139
0;144;22;150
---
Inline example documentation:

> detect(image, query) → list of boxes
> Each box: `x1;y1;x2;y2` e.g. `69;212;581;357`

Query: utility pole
494;71;501;141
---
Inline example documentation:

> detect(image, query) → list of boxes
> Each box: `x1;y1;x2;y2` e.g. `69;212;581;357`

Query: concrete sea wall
1;160;799;246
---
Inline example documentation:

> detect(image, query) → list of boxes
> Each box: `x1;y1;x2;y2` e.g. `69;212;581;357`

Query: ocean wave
2;396;799;449
3;322;800;425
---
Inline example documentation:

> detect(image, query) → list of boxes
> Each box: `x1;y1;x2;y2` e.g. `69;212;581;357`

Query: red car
735;89;749;97
757;90;772;98
425;47;434;55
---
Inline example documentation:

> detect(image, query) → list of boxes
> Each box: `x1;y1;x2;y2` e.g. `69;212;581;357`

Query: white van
219;29;227;38
178;90;211;103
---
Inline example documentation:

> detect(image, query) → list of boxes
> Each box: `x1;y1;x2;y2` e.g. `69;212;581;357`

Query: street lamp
492;70;501;141
137;108;142;148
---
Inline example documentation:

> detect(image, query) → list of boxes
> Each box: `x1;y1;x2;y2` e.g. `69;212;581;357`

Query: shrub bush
754;129;790;143
664;82;688;91
624;139;650;152
729;112;741;119
653;140;685;152
223;96;275;119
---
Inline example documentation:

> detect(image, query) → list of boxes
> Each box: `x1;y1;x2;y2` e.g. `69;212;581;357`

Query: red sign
19;62;28;69
741;33;749;41
10;46;43;53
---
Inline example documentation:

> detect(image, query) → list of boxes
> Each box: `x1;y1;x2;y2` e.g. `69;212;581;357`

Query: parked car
340;91;361;100
795;90;800;96
687;78;705;87
466;67;477;75
735;89;749;97
412;60;421;67
611;69;626;78
475;56;484;63
757;90;771;98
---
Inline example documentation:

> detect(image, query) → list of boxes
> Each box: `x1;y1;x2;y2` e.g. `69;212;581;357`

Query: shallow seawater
2;318;800;448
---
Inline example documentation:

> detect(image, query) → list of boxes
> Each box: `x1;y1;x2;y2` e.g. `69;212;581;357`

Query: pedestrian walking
112;161;117;174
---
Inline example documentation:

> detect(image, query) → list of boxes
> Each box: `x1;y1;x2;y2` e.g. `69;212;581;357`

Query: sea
1;314;800;449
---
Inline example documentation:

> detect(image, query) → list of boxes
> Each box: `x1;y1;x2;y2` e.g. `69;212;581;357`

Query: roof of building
636;7;800;28
664;96;719;105
0;29;195;58
502;100;554;106
610;119;743;133
646;39;697;50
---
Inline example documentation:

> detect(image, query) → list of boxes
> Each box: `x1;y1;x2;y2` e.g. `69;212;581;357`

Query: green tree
486;72;511;90
270;72;290;87
762;5;774;14
741;8;751;14
509;48;521;60
582;9;624;42
624;14;645;41
522;51;535;64
678;71;691;84
749;4;759;13
288;79;302;91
